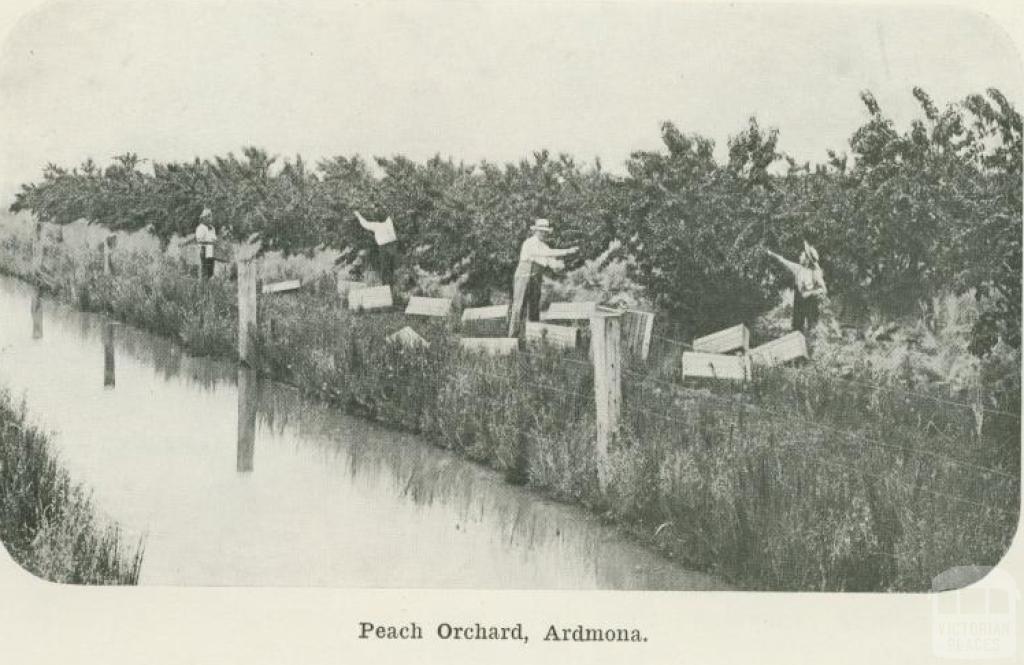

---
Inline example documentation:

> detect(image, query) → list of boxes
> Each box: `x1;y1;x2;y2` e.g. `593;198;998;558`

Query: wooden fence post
103;322;116;388
590;310;623;491
237;259;258;364
31;290;43;340
102;235;114;275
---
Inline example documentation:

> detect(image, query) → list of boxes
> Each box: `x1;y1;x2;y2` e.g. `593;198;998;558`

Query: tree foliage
10;88;1021;351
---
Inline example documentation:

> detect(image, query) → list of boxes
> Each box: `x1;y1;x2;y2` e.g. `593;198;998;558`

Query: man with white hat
194;207;217;280
508;218;578;337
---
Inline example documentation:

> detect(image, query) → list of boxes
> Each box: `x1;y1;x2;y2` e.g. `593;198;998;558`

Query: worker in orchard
764;240;828;332
507;218;578;337
354;210;399;285
194;208;217;280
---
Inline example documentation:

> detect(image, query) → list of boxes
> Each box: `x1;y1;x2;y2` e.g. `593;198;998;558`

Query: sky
0;0;1022;203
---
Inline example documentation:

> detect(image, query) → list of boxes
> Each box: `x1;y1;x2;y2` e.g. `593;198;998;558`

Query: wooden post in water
236;367;257;472
589;309;623;492
31;290;43;340
102;235;115;275
236;259;258;364
103;322;116;388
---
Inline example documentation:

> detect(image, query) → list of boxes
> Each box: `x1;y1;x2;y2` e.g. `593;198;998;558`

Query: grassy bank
1;224;1018;591
0;389;144;584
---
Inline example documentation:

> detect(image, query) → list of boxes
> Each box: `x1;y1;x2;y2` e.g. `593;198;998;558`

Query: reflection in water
249;384;716;590
31;291;42;339
0;275;724;590
103;322;116;388
33;297;227;392
236;367;257;472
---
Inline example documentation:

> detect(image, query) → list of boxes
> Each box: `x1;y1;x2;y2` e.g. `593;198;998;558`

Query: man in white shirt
508;218;578;337
354;210;399;285
194;208;217;280
764;240;828;333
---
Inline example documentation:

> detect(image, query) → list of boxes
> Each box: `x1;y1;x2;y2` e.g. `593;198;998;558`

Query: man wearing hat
194;208;218;280
507;218;578;337
764;240;827;333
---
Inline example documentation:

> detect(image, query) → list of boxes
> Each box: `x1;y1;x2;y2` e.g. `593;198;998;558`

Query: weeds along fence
247;285;601;485
617;366;1018;590
0;227;1019;591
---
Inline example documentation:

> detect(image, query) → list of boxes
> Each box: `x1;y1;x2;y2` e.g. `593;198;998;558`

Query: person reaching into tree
354;210;399;286
764;240;828;333
194;208;217;280
507;218;578;337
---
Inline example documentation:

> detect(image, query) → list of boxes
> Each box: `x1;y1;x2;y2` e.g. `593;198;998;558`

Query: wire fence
12;233;1021;590
622;372;1018;477
333;345;1013;498
635;325;1020;418
18;236;1023;515
273;313;1021;518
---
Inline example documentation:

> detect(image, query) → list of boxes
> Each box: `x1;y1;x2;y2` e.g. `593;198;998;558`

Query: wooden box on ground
461;305;509;337
386;326;430;349
261;279;301;295
541;301;598;321
524;322;578;349
337;280;365;307
459;337;518;356
749;331;807;368
348;285;393;311
337;279;364;297
623;310;655;360
461;304;509;323
692;323;750;354
681;351;751;381
405;296;452;317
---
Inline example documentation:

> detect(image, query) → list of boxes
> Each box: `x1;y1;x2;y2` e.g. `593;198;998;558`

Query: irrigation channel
0;275;725;589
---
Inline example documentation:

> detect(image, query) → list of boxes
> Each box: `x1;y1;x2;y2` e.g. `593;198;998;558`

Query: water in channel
0;276;724;590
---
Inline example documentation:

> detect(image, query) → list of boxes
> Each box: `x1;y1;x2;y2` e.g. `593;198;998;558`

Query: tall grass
609;362;1019;590
0;390;144;584
0;225;1017;591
